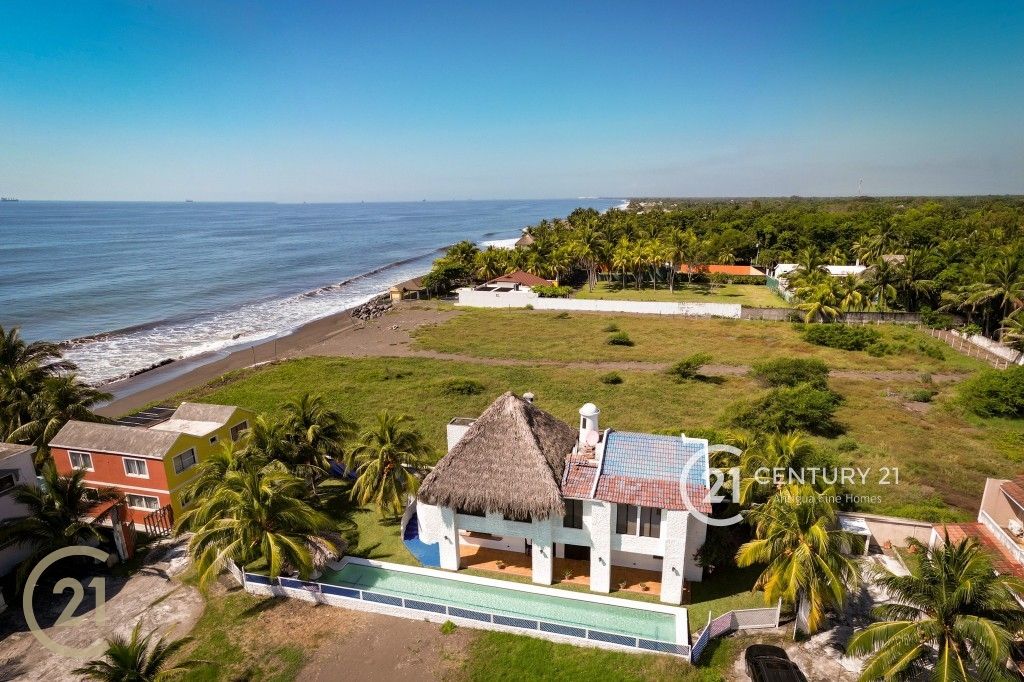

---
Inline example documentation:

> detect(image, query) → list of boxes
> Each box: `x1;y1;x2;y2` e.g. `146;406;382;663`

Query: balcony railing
979;510;1024;565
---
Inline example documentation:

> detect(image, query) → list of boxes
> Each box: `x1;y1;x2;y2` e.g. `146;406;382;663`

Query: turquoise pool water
321;562;677;641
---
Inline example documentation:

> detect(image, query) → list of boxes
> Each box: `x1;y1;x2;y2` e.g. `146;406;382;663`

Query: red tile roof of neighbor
487;270;550;287
936;522;1024;579
678;264;766;276
1002;476;1024;508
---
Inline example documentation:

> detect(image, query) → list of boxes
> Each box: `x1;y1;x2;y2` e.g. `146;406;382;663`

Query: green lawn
576;280;784;308
412;308;984;373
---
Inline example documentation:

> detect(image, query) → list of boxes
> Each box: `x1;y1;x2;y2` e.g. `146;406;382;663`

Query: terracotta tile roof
560;431;712;512
487;270;550;287
935;522;1024;579
678;264;766;276
1002;476;1024;509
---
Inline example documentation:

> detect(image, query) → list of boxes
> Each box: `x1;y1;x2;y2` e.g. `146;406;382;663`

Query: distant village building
389;276;426;303
770;263;867;279
49;402;254;525
678;264;765;277
415;392;710;605
514;231;535;248
456;270;552;307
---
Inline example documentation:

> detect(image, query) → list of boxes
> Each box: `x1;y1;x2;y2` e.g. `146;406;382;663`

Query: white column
438;506;460;571
531;519;553;585
660;510;688;605
588;501;612;593
683;513;707;582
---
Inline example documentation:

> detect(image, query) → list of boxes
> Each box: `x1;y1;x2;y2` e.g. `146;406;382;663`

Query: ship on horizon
1;197;18;202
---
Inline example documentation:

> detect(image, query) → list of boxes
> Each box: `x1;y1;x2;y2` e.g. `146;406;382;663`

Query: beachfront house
932;475;1024;581
0;443;38;564
678;264;766;278
389;276;426;303
770;262;867;279
49;402;254;527
456;270;552;307
415;392;710;605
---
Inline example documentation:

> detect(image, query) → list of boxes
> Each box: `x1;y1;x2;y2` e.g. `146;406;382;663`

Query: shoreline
95;298;373;417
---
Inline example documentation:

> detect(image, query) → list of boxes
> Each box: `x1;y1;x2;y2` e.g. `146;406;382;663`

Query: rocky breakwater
351;294;393;321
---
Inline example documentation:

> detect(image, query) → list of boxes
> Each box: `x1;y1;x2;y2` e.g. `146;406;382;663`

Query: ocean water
0;199;620;383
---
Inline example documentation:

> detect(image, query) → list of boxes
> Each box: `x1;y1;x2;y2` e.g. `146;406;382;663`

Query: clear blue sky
2;1;1022;201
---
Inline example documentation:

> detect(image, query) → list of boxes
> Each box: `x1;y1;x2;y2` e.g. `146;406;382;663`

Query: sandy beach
95;299;459;417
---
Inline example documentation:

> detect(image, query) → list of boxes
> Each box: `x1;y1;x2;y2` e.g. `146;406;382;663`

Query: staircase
402;512;441;567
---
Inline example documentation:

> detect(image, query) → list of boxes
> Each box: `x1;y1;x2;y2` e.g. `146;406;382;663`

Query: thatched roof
418;392;576;519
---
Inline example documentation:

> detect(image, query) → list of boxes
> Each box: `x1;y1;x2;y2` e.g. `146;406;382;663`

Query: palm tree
73;622;203;681
864;259;900;311
663;229;690;294
837;274;867;312
896;249;936;311
473;247;508;282
967;253;1024;338
735;431;814;505
736;484;861;634
346;411;430;516
178;463;341;586
241;414;295;463
610;239;632;290
1000;310;1024;353
9;374;111;463
0;463;119;585
179;440;250;505
794;278;844;322
847;534;1024;681
572;221;608;292
282;393;355;481
0;324;76;376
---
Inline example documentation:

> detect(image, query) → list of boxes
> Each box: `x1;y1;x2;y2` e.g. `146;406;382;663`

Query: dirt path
0;539;203;681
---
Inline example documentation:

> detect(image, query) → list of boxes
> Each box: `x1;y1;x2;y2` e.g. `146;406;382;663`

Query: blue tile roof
601;431;708;489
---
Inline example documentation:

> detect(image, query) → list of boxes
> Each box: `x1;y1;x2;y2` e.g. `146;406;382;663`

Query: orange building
50;402;253;525
677;264;765;276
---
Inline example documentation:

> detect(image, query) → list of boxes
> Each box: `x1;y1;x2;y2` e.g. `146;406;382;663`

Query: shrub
532;284;573;298
962;323;983;336
667;353;713;382
749;358;830;389
835;437;859;452
732;383;843;435
599;372;623;385
607;331;634;346
960;366;1024;418
602;323;620;333
921;307;956;330
553;311;571;319
441;378;485;396
802;324;881;351
905;388;937;403
524;303;534;310
440;620;457;635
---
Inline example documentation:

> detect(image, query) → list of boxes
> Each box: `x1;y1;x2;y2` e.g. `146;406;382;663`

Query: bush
607;331;634;346
960;366;1024;418
524;303;534;310
962;323;983;336
440;620;457;635
667;353;713;382
553;311;571;319
599;372;623;385
602;323;620;333
749;358;830;389
921;307;956;330
532;284;573;298
441;378;485;396
802;324;881;351
732;383;843;435
905;388;937;403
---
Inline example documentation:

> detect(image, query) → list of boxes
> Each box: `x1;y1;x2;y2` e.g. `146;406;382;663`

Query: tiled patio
459;544;671;597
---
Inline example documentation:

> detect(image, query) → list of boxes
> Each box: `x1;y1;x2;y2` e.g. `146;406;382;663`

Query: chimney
523;392;535;404
578;402;600;444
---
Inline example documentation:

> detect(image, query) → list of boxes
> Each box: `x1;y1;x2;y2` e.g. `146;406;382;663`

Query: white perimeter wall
456;288;741;318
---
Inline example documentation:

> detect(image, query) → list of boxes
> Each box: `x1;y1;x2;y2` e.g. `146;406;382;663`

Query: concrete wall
979;478;1020;528
837;511;934;549
457;291;742;318
953;330;1023;363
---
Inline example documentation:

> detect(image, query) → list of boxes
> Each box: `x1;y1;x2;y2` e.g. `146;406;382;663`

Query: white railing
980;511;1024;565
689;599;782;664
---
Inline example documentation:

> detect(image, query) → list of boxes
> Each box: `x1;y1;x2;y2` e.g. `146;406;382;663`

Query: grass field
412;308;984;373
575;280;783;308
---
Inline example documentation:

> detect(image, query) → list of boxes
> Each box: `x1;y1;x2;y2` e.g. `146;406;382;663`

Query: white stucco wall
456;290;741;318
0;447;38;577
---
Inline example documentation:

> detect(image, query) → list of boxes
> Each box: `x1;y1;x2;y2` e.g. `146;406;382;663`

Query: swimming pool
320;561;677;642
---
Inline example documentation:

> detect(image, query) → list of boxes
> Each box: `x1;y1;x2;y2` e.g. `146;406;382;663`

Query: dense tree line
424;196;1024;340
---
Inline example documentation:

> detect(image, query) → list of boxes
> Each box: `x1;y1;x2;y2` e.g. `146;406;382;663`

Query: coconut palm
73;622;203;681
572;221;608;292
734;431;815;505
241;414;295;463
179;440;251;504
8;374;111;463
736;484;861;634
847;534;1024;681
896;249;937;311
837;274;867;312
795;278;844;322
0;324;76;376
0;463;119;585
282;393;355;480
1000;310;1024;353
178;463;341;586
864;259;900;311
473;247;508;282
346;411;430;516
663;228;691;293
967;253;1024;338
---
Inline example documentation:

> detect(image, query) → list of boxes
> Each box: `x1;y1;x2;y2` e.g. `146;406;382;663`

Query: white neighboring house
456;270;551;307
771;263;867;279
0;443;38;612
416;392;711;605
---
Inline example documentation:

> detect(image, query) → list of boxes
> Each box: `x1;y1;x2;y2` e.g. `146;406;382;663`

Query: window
457;507;486;518
84;487;100;502
639;507;662;538
503;511;532;523
616;504;638;535
230;420;248;442
69;451;93;471
563;499;584;529
123;457;148;478
126;494;160;511
0;473;16;495
173;448;197;475
209;435;218;445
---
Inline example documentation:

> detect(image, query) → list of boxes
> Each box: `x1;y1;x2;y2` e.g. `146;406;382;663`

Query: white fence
689;600;782;663
456;288;741;318
235;556;692;659
952;330;1023;364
